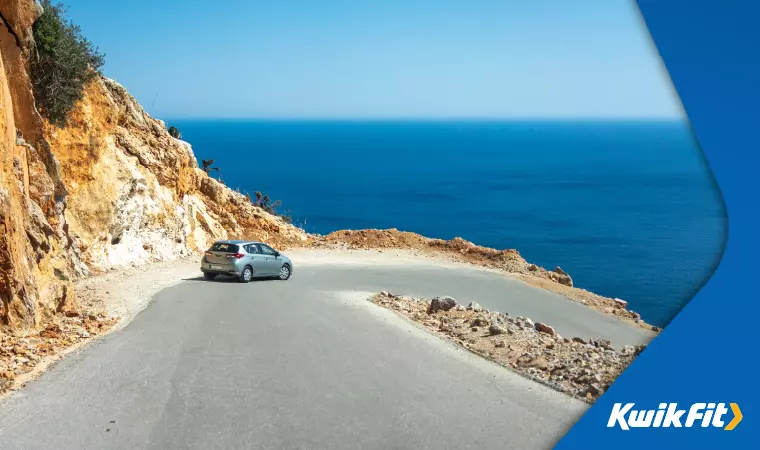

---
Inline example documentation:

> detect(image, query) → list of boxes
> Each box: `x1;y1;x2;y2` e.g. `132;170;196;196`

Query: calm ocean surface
171;119;726;327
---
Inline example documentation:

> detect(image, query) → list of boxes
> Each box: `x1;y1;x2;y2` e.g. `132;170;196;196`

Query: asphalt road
0;263;651;449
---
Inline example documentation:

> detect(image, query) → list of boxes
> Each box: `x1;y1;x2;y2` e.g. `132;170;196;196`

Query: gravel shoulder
0;258;200;397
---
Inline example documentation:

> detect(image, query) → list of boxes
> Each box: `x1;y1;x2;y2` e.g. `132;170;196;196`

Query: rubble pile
0;313;118;394
371;292;646;403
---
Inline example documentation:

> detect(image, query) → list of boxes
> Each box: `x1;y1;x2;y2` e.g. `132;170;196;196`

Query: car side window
258;244;276;256
246;244;259;254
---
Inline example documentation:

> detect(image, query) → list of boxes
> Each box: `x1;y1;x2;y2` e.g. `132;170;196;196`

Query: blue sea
171;119;726;327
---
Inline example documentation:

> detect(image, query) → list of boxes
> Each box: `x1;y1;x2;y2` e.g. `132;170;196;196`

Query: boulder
489;323;507;335
551;267;573;287
535;322;556;336
612;298;628;309
471;315;490;327
467;302;483;312
428;296;457;313
589;339;613;350
622;345;637;355
582;384;602;397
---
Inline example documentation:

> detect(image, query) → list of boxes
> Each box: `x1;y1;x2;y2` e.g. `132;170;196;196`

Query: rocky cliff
45;76;307;271
1;0;78;329
0;0;306;330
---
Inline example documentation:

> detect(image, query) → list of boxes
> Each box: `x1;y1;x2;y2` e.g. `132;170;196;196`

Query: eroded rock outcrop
1;0;306;330
45;77;306;271
1;0;81;328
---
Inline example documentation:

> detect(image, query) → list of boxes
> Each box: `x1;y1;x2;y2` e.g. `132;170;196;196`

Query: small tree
168;125;182;139
201;159;219;174
31;1;105;127
250;191;286;217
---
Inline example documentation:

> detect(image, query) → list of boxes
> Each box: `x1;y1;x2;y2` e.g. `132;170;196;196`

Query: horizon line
160;116;688;122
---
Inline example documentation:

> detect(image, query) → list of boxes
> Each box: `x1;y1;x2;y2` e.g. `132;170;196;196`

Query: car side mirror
274;251;280;257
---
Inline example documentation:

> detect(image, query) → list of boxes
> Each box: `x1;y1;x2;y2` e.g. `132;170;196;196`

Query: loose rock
471;315;490;327
535;323;556;336
371;292;644;404
489;323;507;335
612;298;628;309
467;302;483;312
428;296;457;313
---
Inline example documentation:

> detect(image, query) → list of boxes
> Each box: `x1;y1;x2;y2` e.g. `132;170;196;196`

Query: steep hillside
45;76;307;271
0;0;306;330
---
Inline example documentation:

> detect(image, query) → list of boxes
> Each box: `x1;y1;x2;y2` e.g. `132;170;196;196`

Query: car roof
213;239;264;245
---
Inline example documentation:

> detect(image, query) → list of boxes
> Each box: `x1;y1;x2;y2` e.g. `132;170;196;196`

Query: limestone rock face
44;76;308;272
0;0;42;50
0;0;307;330
1;0;81;328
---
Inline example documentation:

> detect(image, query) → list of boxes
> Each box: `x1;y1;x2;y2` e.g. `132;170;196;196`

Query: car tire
239;265;254;283
204;273;217;281
278;264;291;281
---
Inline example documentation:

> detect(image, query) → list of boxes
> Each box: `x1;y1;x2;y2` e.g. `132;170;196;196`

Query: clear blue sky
63;0;683;119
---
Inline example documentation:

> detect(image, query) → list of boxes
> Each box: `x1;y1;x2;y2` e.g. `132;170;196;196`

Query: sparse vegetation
168;125;182;139
31;1;105;127
253;191;282;213
201;159;219;174
247;191;292;223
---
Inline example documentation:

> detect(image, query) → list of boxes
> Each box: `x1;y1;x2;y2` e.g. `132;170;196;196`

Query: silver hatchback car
200;240;293;282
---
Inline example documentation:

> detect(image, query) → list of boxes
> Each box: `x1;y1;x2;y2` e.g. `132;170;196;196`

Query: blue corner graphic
558;1;759;447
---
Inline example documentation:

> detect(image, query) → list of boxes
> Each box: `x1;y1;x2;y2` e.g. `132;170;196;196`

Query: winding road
0;258;652;449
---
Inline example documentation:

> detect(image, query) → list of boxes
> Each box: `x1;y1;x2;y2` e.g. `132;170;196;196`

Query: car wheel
278;264;291;281
239;266;254;283
204;273;217;281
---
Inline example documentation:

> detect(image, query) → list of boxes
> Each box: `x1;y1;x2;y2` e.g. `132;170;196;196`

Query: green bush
31;1;105;127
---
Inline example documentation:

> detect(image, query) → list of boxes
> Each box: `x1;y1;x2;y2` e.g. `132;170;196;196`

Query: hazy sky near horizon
63;0;684;119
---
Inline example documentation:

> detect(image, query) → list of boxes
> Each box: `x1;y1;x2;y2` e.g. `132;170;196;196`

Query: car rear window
210;243;240;253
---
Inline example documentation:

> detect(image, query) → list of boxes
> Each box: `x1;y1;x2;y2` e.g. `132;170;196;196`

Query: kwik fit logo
608;403;742;430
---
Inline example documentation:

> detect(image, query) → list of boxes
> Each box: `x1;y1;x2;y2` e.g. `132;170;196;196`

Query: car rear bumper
200;261;242;276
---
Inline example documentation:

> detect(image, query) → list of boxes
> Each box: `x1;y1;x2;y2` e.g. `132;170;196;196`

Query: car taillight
204;251;213;257
227;253;244;259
